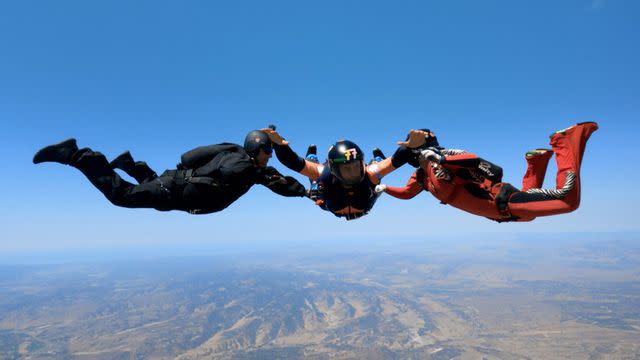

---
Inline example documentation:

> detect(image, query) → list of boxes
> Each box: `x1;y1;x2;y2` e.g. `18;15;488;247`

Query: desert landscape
1;236;639;359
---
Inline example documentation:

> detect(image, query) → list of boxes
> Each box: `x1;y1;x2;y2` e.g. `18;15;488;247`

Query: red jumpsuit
384;122;598;222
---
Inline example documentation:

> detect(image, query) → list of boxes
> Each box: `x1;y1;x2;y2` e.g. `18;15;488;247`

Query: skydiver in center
33;130;307;214
261;127;427;220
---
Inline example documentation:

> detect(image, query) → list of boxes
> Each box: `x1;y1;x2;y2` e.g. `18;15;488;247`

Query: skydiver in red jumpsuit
376;122;598;222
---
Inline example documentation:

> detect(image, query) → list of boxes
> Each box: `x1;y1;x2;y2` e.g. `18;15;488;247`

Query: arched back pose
377;122;598;222
262;128;426;220
33;130;307;214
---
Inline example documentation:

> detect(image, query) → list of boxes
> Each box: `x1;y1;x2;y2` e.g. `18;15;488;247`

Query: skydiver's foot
307;181;320;201
110;151;135;171
550;122;599;159
305;145;320;189
306;144;317;156
550;122;599;139
306;144;319;163
523;148;554;191
525;148;552;159
33;138;78;165
132;161;158;183
372;148;386;162
550;121;598;148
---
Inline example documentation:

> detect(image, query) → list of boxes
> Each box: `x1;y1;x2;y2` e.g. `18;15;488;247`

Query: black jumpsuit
70;143;306;214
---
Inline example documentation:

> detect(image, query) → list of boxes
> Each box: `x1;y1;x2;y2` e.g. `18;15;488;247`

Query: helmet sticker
344;148;358;161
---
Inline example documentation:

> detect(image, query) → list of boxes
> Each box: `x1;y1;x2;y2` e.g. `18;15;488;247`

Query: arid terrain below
2;235;639;359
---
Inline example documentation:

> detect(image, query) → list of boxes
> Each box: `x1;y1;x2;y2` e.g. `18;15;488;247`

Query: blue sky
1;1;638;255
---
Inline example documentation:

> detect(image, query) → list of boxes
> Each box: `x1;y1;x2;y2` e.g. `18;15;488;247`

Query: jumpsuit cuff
391;146;415;168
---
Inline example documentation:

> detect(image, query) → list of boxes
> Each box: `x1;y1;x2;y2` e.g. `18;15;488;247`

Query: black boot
110;151;157;184
131;162;158;183
33;138;78;164
372;148;386;161
369;148;386;165
305;144;320;201
110;151;135;171
305;144;318;162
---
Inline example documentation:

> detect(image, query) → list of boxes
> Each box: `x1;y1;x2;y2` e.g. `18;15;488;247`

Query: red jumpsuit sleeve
384;171;424;199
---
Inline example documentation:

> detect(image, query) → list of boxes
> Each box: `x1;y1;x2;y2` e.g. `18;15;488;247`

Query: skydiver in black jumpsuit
33;131;306;214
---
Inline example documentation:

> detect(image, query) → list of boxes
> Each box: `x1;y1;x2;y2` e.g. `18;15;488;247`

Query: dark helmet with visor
327;140;365;185
243;130;273;158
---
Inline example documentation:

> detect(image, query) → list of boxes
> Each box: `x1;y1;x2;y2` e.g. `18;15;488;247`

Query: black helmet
244;130;272;158
327;140;365;185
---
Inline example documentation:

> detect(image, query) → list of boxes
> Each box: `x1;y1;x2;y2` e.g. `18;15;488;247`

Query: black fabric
485;183;521;223
391;146;415;168
32;138;78;165
445;157;503;183
463;183;492;200
415;168;426;184
256;166;307;197
116;159;158;184
180;143;244;169
72;149;174;211
316;166;378;219
273;144;306;172
71;144;305;215
509;191;557;203
495;183;520;212
192;149;253;183
454;169;478;182
180;148;302;214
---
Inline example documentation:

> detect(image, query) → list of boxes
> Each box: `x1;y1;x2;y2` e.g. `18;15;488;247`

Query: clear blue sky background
1;1;637;256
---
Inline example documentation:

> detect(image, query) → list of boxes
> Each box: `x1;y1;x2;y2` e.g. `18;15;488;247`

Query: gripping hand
375;184;387;194
420;148;443;163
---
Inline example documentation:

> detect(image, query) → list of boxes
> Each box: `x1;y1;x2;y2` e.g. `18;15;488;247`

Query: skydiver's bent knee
108;177;175;210
507;170;582;218
508;193;580;218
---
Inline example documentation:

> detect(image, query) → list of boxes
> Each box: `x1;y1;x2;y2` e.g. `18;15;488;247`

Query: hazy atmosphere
1;1;638;359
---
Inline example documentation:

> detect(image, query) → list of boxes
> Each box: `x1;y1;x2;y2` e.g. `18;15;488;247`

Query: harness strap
169;168;220;188
493;183;521;222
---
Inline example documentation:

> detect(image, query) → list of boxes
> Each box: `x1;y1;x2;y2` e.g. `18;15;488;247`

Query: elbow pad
274;144;306;172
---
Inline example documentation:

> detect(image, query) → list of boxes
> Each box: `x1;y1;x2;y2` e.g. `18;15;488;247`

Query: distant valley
1;237;639;359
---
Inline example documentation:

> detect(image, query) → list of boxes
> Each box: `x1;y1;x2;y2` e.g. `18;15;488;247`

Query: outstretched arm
273;143;324;180
366;129;429;184
258;166;307;197
376;171;424;200
262;128;323;180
